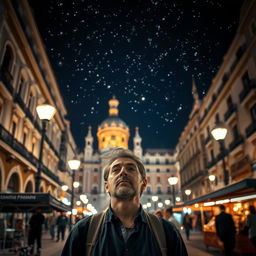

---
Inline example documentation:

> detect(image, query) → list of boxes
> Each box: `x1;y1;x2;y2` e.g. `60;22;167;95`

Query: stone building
176;0;256;201
0;0;77;204
78;96;179;212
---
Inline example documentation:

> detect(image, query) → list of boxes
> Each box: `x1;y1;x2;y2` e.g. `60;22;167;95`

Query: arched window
1;45;14;81
25;181;33;192
7;173;19;192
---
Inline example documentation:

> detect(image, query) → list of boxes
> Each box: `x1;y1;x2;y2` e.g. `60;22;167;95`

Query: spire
108;95;119;116
192;76;199;103
135;127;141;138
86;126;93;137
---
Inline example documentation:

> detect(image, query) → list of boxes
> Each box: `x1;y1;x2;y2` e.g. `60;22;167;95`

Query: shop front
184;178;256;255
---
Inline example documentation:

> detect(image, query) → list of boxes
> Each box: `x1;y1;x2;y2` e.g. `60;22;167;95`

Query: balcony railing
229;136;244;152
239;80;256;103
245;121;256;138
0;124;61;185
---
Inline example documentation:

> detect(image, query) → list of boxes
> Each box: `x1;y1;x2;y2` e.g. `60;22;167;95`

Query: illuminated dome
97;96;130;151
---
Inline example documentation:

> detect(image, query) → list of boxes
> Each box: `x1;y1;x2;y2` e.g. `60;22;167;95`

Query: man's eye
128;167;135;171
112;168;119;172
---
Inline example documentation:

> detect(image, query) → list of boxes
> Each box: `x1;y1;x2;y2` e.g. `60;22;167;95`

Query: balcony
206;158;217;169
239;80;256;103
246;122;256;138
229;136;244;152
181;170;208;188
0;124;61;185
224;104;237;122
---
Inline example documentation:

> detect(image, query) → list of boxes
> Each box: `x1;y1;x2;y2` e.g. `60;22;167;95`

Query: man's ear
105;181;109;193
141;178;147;191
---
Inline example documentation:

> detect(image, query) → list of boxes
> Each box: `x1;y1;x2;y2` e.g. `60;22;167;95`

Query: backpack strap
145;212;167;256
86;212;106;256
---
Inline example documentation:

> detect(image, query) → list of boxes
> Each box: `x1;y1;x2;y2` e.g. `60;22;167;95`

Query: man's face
105;157;147;200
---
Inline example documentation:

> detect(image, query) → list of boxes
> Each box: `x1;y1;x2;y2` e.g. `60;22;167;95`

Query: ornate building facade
0;0;77;203
176;0;256;201
78;97;179;212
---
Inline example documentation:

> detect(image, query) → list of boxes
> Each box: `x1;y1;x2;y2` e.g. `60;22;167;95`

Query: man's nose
119;166;128;176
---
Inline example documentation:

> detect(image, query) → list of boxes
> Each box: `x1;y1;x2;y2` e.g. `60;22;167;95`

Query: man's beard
113;177;136;199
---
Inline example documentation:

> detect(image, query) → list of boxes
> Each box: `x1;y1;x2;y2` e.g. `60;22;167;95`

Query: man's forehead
110;157;137;167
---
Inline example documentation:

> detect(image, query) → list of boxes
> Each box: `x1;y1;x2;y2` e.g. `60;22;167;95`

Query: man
62;148;188;256
48;211;57;240
28;208;45;255
215;204;236;256
56;212;69;242
164;207;181;231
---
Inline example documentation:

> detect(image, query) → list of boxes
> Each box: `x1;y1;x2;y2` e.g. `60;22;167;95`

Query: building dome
97;96;130;151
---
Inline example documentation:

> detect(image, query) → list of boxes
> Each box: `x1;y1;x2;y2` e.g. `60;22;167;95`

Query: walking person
182;213;192;240
215;204;236;256
28;208;45;255
245;205;256;249
48;211;57;240
56;212;68;242
61;148;188;255
164;206;181;231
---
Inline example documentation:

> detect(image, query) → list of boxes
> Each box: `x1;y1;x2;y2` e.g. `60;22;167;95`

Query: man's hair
219;204;225;211
165;206;173;215
102;148;146;181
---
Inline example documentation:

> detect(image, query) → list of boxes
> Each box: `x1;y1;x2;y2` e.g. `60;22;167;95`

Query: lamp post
80;194;88;216
35;104;56;192
152;196;158;210
168;176;178;207
185;189;191;201
68;159;81;231
211;123;229;185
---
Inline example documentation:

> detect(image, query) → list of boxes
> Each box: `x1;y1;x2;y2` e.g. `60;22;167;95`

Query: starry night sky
28;0;243;151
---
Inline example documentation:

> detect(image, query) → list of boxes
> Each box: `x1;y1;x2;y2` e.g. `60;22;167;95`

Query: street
39;230;222;256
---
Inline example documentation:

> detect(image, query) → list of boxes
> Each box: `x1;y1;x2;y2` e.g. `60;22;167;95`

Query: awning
185;178;256;205
0;193;70;213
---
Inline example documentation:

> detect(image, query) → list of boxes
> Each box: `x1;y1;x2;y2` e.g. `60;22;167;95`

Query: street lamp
80;194;88;215
211;123;229;185
185;189;191;200
68;159;81;231
152;196;158;210
168;176;178;206
35;104;56;192
209;175;216;182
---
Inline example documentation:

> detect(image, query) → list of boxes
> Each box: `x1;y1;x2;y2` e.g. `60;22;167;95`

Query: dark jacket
215;211;236;241
61;207;188;256
29;213;45;232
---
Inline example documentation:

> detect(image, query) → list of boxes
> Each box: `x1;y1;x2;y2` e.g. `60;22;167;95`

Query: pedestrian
61;148;188;255
28;208;45;255
48;211;57;240
215;204;236;256
154;209;164;218
182;213;192;240
245;205;256;249
164;207;181;231
56;212;68;242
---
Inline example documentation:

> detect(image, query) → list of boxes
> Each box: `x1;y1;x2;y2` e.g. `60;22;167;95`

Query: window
157;176;161;183
156;159;160;164
242;72;250;88
232;125;239;140
1;45;14;81
87;141;91;145
147;176;150;183
11;121;17;136
27;92;33;111
136;142;139;146
210;150;214;161
146;168;150;173
92;187;98;194
145;159;149;164
23;132;27;145
94;168;98;172
166;169;170;173
215;113;220;124
18;75;25;96
167;186;172;194
146;187;151;194
111;135;115;140
156;168;160;173
165;159;169;164
102;137;105;142
207;126;210;136
157;187;162;194
227;96;233;108
250;104;256;121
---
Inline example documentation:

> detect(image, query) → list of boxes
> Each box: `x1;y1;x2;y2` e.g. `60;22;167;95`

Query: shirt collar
105;205;147;224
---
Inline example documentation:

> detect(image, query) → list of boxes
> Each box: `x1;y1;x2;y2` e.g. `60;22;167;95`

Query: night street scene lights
211;123;229;185
68;159;81;231
168;176;178;206
151;195;158;210
35;104;56;192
